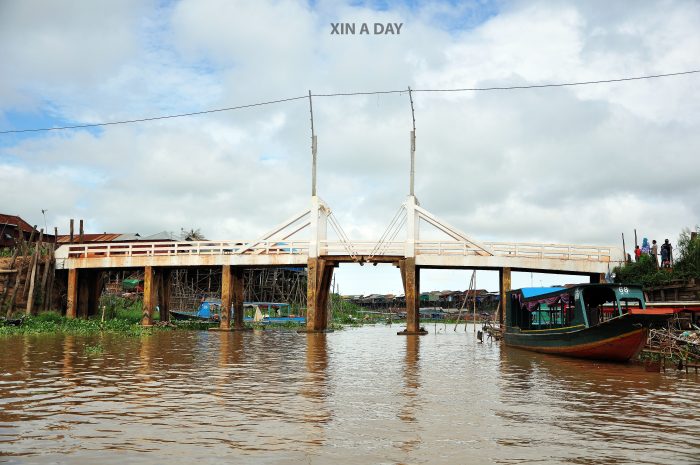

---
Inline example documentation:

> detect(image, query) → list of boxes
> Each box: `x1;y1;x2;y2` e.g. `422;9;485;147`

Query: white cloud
1;0;699;294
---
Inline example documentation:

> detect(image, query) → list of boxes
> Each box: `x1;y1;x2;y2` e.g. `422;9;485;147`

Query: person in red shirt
634;245;642;262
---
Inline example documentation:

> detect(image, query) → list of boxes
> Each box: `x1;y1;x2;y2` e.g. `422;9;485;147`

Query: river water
1;325;698;464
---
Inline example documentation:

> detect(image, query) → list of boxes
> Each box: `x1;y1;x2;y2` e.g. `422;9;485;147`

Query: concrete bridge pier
398;258;427;335
66;268;103;319
214;265;247;331
302;258;335;333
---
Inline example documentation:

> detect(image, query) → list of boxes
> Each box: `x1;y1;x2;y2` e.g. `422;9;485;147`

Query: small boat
504;284;680;362
243;302;305;324
170;300;305;324
170;298;221;321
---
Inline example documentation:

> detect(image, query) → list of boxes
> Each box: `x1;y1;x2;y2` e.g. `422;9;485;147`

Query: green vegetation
98;295;143;322
0;293;415;337
330;294;381;325
614;227;700;286
84;343;105;356
0;311;149;336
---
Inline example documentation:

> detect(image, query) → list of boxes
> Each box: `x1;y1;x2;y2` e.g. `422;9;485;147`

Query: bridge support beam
78;272;89;318
214;265;247;331
66;268;78;319
232;267;245;330
303;258;334;332
499;267;511;326
398;257;427;335
218;265;233;330
158;269;171;322
66;269;102;319
141;266;156;327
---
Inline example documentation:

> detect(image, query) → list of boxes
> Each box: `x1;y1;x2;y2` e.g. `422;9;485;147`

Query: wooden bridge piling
232;267;245;330
213;265;246;331
66;268;77;319
398;257;427;335
159;269;172;322
302;258;335;332
141;266;155;326
219;265;232;330
499;267;512;326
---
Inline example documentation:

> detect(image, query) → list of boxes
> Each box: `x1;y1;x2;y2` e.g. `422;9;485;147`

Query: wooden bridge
55;195;622;334
54;94;623;334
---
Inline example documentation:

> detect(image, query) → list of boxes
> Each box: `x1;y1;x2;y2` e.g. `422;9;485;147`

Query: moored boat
170;298;222;321
504;284;680;362
170;300;305;324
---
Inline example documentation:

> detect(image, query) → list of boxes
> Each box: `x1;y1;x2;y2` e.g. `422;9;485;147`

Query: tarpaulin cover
122;279;141;290
520;287;566;299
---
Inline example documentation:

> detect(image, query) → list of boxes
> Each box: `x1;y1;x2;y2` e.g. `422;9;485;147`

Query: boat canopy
520;287;566;299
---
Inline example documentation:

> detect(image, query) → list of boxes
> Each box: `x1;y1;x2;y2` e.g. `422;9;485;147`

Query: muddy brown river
1;325;698;464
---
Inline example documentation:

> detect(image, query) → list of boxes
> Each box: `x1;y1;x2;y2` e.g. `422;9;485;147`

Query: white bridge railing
57;240;616;262
58;241;311;259
485;241;615;262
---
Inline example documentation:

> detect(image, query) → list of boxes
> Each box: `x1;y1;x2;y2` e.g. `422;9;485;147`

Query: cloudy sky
1;0;699;294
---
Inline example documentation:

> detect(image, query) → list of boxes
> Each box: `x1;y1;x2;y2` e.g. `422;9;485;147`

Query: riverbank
0;311;355;336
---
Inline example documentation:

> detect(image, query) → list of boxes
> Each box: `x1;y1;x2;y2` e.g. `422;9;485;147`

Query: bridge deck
55;240;621;274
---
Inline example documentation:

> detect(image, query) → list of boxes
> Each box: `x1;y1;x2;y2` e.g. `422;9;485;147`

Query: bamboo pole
454;271;475;331
42;227;57;312
20;227;37;297
25;229;44;315
38;252;50;313
472;272;477;332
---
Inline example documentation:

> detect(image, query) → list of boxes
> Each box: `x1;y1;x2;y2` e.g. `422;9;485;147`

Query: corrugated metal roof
56;231;176;243
56;233;123;243
0;213;35;233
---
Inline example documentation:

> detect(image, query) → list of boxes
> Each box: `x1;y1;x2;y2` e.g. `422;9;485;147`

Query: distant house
0;213;55;247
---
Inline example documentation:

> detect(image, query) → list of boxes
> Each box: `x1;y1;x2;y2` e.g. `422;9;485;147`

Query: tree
181;228;206;241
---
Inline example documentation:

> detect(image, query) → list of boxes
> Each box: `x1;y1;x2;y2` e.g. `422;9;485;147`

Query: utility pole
309;90;317;197
408;86;416;196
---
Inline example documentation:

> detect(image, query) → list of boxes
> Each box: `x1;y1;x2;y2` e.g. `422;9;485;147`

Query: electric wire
1;69;698;134
0;95;308;134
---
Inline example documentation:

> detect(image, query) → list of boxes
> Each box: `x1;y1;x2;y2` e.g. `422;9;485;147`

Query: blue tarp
520;287;566;299
196;302;211;318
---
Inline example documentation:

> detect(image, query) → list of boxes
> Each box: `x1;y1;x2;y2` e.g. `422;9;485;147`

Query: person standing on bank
651;240;659;267
634;245;642;262
661;239;673;268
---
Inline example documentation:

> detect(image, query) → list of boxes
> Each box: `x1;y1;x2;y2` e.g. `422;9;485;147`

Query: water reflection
397;335;422;456
497;348;700;464
62;335;75;378
0;327;697;464
301;333;331;450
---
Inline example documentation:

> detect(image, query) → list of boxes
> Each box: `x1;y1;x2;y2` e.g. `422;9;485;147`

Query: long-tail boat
504;284;680;361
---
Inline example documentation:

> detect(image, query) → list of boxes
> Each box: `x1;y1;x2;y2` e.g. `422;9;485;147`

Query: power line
0;95;308;134
1;69;698;135
413;69;700;92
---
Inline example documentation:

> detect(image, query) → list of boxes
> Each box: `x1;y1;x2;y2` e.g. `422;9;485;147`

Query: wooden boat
504;284;680;362
170;298;221;321
243;302;305;324
170;301;305;324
